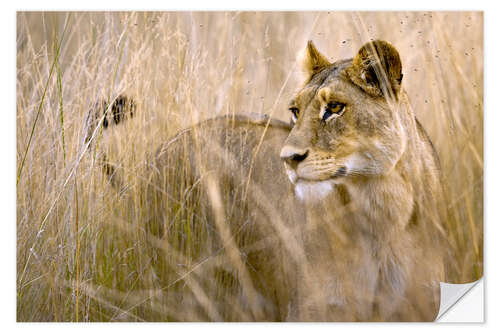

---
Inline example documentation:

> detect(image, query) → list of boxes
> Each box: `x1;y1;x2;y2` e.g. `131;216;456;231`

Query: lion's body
98;41;447;321
141;115;305;321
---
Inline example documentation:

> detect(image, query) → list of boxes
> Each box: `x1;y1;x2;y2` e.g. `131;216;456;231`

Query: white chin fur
294;180;334;202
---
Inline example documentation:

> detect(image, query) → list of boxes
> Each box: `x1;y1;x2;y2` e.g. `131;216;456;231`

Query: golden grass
16;11;482;321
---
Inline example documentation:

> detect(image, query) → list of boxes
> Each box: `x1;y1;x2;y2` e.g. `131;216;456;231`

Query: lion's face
281;40;407;201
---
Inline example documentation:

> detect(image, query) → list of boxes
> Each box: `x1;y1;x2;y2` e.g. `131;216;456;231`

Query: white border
7;1;489;11
438;279;484;322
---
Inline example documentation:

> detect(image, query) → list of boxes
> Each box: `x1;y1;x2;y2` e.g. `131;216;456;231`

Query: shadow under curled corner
436;278;484;322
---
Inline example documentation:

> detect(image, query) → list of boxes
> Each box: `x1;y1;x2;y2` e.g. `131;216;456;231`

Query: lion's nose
280;146;309;169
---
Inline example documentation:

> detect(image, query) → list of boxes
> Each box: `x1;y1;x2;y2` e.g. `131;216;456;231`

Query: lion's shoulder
195;113;292;132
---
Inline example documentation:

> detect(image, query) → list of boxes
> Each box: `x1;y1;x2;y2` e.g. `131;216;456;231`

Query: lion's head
280;40;408;201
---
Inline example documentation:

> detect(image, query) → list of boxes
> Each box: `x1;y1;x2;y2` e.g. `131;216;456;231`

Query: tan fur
281;40;446;320
102;41;446;321
142;115;305;321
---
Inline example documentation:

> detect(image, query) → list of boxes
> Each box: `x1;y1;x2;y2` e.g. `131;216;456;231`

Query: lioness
278;40;445;321
97;40;445;321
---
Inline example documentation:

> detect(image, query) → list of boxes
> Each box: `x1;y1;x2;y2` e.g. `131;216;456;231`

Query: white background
438;279;483;322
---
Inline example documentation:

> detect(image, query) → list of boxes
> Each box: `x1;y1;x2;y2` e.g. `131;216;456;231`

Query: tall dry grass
16;11;482;321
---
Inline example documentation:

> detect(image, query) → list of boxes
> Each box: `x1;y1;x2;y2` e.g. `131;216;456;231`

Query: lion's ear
301;40;331;79
346;40;403;100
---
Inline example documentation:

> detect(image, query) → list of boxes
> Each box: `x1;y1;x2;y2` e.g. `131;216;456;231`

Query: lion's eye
289;107;299;123
321;102;345;122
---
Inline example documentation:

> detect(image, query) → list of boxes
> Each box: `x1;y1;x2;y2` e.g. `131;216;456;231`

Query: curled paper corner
436;278;484;322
